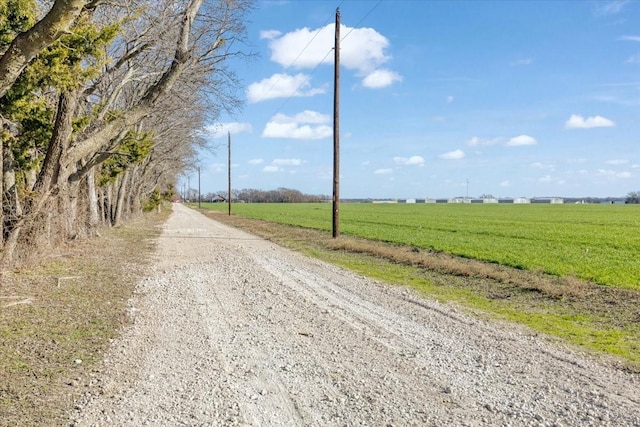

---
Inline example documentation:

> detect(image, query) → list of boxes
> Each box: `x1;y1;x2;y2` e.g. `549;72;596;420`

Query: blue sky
193;0;640;199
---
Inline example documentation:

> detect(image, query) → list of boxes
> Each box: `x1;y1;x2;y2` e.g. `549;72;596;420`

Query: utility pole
228;131;232;216
466;178;469;202
332;7;340;238
198;166;201;208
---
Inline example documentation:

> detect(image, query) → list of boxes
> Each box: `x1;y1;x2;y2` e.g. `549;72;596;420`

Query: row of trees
1;0;253;267
626;191;640;204
196;188;330;204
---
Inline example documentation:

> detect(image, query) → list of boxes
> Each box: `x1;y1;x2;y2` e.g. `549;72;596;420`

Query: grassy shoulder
199;208;640;372
0;207;169;426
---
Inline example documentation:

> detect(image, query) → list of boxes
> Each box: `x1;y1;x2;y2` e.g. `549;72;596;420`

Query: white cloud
394;155;425;166
246;73;325;103
263;165;281;173
500;180;510;187
210;163;226;173
596;169;632;178
466;136;500;146
619;35;640;42
272;158;302;166
626;54;640;64
511;58;533;66
446;95;454;104
565;114;615;129
567;157;588;164
204;122;252;138
595;0;630;16
265;23;400;88
530;161;555;170
374;168;393;174
539;175;553;183
262;110;332;140
248;159;264;165
362;69;402;88
506;135;537;146
260;29;281;40
606;159;628;165
439;149;465;160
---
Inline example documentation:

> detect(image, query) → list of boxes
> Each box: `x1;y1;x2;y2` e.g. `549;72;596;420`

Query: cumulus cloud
606;159;628;165
263;165;281;173
260;29;281;40
439;149;465;160
596;169;632;178
248;159;264;165
204;122;252;138
506;135;537;146
374;168;393;174
530;161;555;170
263;23;400;88
246;73;325;103
500;180;511;187
565;114;615;129
272;158;302;166
446;95;454;103
466;136;500;146
262;110;332;140
362;69;402;88
394;155;425;166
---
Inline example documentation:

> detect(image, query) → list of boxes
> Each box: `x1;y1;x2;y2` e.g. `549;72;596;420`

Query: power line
263;0;383;114
253;2;344;105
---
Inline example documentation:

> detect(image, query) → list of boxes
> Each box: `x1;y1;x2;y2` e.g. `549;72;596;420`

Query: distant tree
626;191;640;204
480;194;495;199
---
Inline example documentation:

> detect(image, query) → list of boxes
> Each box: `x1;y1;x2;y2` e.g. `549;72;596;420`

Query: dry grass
203;209;640;370
0;207;169;426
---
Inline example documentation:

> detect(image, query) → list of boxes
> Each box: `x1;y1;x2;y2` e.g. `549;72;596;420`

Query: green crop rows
200;202;640;290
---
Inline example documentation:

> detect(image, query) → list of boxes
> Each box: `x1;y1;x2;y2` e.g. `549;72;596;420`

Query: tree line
0;0;253;267
190;188;330;204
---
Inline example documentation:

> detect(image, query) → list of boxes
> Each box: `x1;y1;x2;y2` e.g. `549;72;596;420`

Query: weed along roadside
0;209;168;427
196;203;640;371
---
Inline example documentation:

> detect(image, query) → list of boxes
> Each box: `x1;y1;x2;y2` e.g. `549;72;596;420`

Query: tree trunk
37;91;77;192
113;171;128;226
0;127;4;245
87;169;99;234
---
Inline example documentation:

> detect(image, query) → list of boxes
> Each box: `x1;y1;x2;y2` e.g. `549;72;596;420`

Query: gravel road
70;203;640;426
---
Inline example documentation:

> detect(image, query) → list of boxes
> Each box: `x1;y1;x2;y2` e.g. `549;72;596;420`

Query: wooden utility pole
198;166;201;208
228;131;232;216
332;7;340;238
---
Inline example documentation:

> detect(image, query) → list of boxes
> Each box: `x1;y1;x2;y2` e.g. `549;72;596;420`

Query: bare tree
1;0;254;266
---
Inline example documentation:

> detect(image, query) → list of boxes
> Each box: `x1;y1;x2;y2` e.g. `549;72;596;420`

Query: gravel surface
70;203;640;426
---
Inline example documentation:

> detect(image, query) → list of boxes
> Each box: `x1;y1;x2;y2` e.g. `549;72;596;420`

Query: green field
200;202;640;290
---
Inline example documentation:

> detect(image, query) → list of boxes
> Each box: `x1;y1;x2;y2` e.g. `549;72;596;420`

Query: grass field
199;202;640;290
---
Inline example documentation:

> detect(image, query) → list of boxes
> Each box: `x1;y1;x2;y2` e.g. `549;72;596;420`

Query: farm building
532;197;564;204
513;197;531;204
483;198;499;203
448;197;470;203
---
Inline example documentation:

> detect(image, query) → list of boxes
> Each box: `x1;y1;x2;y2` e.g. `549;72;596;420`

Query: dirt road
70;203;640;426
